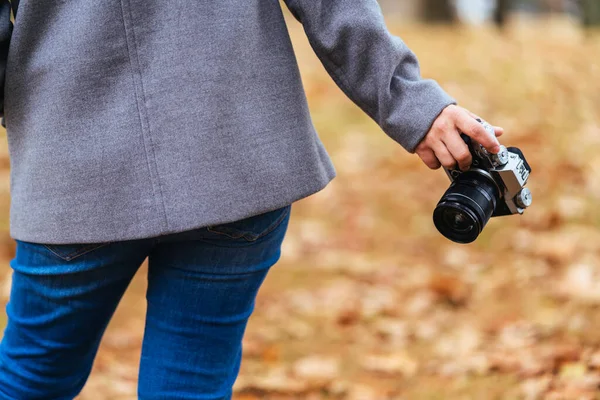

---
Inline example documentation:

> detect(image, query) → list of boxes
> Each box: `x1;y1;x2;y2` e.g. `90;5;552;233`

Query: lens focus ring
433;171;499;244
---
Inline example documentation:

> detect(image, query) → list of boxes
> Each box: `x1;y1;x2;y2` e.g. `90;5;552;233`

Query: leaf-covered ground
0;16;599;400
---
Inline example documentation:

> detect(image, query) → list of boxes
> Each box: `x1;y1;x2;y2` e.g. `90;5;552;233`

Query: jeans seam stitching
42;242;110;261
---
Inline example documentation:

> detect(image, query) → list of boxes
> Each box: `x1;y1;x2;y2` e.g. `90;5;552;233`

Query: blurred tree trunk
494;0;511;27
581;0;600;27
422;0;456;23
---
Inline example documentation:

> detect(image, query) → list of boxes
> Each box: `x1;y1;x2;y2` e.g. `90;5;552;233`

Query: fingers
458;105;505;142
416;147;441;170
432;143;457;170
442;134;472;171
415;105;506;171
454;110;500;154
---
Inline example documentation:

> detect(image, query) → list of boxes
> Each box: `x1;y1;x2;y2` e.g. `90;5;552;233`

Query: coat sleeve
0;0;13;127
282;0;457;153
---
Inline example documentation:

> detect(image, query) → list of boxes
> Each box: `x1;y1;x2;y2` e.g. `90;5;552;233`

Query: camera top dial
472;119;509;168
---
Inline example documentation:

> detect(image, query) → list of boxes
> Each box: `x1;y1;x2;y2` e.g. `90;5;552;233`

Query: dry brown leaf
520;375;552;400
361;353;418;377
292;355;340;382
427;273;471;306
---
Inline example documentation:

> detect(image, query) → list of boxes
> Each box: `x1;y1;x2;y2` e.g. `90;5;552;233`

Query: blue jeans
0;205;292;399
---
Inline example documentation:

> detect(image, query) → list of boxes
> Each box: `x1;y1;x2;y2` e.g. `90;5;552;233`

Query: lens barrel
433;171;499;244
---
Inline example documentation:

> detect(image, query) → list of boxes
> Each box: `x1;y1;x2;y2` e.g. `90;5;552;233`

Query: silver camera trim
444;150;531;216
490;150;531;214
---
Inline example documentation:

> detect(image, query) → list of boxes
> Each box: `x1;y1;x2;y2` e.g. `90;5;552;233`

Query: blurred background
0;0;599;399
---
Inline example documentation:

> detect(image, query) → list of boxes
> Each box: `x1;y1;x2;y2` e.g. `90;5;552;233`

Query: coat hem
8;172;336;245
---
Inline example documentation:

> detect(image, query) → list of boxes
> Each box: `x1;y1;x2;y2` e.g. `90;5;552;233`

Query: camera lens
433;171;499;244
441;208;475;234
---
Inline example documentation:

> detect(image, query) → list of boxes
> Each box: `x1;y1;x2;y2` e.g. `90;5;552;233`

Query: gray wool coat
0;0;455;244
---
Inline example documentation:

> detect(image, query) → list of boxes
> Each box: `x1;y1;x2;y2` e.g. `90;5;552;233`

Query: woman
0;0;502;398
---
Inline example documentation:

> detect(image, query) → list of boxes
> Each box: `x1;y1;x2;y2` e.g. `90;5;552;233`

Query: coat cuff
381;79;457;154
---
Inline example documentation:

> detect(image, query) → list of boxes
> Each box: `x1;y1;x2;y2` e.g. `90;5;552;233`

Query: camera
433;119;532;244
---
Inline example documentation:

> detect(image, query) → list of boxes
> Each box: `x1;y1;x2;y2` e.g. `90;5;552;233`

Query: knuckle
432;119;446;133
449;106;462;120
445;104;458;115
419;138;431;147
416;143;429;154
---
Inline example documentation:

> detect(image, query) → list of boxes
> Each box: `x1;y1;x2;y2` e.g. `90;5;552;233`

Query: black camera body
433;119;532;244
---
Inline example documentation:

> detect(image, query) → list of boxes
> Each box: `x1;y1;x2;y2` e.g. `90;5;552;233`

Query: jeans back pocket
206;205;291;242
42;242;111;262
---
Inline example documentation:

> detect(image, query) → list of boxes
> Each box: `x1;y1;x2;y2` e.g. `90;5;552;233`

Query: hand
415;105;504;171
